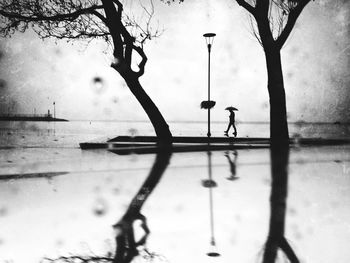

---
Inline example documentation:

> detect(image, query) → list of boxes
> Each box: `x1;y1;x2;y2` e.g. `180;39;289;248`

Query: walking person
224;106;238;137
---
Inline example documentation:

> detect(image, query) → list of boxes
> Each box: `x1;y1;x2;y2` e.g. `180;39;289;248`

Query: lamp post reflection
202;151;221;257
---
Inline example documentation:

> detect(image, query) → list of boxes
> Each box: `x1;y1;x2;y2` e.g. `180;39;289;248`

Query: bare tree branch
235;0;256;16
0;5;104;22
133;44;148;77
42;255;113;263
276;0;312;49
90;9;108;24
248;14;263;46
0;0;110;42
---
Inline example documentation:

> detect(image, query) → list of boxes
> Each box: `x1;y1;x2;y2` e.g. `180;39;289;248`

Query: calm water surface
0;120;349;147
0;121;349;263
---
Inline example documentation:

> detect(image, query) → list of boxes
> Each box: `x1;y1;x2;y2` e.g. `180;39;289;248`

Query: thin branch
112;0;123;20
42;255;113;263
235;0;256;16
0;5;104;22
90;9;107;24
276;0;312;49
248;14;263;46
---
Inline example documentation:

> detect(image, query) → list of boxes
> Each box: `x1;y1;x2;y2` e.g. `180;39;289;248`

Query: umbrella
225;106;238;111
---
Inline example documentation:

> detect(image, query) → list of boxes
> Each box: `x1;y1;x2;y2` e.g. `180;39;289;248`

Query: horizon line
66;119;350;125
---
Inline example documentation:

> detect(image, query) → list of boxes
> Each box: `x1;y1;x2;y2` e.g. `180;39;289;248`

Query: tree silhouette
234;0;313;145
165;0;313;144
0;0;172;144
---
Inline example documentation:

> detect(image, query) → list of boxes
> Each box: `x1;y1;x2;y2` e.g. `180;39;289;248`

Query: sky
0;0;349;123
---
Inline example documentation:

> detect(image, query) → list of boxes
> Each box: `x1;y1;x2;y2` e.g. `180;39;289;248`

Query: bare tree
234;0;313;145
0;0;173;144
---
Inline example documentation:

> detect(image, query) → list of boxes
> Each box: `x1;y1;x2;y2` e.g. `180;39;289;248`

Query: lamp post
203;33;216;138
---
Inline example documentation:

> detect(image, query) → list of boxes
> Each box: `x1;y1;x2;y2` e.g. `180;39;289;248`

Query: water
0;121;349;263
0;120;349;148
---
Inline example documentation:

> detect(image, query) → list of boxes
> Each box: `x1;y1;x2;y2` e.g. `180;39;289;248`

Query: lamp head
203;33;216;51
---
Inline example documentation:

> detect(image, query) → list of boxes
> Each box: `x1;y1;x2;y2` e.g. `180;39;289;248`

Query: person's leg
225;123;231;134
233;124;237;137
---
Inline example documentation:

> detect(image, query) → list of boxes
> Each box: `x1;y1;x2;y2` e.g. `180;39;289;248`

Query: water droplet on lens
0;207;8;217
92;77;106;94
54;48;62;56
55;239;64;247
103;107;112;116
128;128;138;137
111;96;119;104
111;57;120;67
113;188;120;195
0;79;6;89
261;101;268;109
93;198;108;216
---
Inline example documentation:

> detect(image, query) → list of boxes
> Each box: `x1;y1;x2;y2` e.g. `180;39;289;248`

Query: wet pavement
1;145;350;263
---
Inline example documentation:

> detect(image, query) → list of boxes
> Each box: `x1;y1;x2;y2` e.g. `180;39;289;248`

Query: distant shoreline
0;116;68;122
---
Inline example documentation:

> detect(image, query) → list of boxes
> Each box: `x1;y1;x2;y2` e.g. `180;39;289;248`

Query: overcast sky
0;0;349;123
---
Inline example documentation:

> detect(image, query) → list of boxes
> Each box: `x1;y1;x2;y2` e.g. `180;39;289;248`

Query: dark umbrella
225;106;238;111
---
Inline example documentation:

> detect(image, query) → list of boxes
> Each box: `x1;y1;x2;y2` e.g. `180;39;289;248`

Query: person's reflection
224;150;238;181
112;149;172;263
262;145;299;263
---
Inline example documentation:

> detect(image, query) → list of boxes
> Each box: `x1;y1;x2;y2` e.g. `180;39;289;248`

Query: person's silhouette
224;150;238;180
224;109;237;137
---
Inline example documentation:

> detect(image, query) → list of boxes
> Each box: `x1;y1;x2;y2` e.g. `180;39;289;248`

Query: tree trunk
264;48;289;145
121;71;173;144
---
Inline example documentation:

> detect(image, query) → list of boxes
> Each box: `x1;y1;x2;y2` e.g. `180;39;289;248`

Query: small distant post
203;33;216;138
53;101;56;119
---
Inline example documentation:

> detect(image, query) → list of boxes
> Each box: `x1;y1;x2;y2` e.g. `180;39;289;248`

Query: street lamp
203;33;216;138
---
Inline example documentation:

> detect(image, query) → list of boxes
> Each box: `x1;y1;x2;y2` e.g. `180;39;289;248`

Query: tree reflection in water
113;150;172;263
262;144;300;263
42;149;172;263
